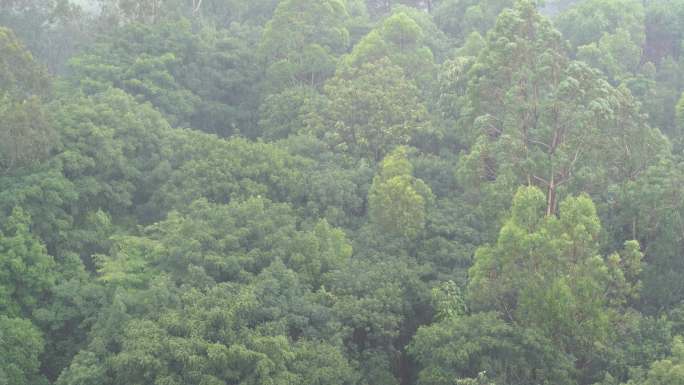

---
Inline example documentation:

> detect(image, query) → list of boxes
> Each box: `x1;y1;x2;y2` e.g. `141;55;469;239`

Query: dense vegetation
2;1;684;384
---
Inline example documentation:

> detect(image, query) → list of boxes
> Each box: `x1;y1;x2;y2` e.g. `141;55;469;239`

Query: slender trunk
546;174;556;216
192;0;203;17
632;217;637;240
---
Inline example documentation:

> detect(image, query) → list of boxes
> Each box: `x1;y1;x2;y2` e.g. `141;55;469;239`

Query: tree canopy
2;1;684;385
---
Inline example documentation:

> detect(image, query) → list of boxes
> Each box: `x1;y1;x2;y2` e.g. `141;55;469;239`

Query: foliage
68;20;261;136
433;0;514;42
0;27;54;173
312;58;431;160
369;146;433;241
0;208;56;318
2;1;684;385
468;186;643;383
0;315;46;385
260;0;351;91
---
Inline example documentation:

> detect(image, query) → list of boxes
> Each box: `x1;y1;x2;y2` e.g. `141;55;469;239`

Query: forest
2;0;684;384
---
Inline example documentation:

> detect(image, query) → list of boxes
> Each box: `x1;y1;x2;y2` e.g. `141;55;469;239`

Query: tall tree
0;27;54;174
457;1;667;224
260;0;351;91
466;186;642;384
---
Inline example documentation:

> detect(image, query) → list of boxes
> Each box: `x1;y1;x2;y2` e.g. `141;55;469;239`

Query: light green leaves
468;186;643;381
0;207;56;318
369;147;433;241
314;59;430;160
260;0;351;91
0;316;45;385
0;27;54;174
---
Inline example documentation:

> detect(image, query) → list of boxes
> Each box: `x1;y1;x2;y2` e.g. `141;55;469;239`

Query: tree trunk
546;174;556;216
192;0;203;17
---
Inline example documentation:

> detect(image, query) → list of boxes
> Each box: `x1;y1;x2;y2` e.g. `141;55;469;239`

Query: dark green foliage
148;133;309;216
260;0;351;91
102;197;351;286
0;27;55;173
68;20;261;136
410;312;575;385
2;1;684;385
0;315;46;385
311;58;431;161
433;0;514;42
0;208;56;318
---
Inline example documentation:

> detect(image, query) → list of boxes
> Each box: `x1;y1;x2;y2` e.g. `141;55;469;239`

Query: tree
68;20;261;135
327;254;431;384
467;186;643;383
0;95;55;174
60;253;360;385
341;11;437;91
4;2;684;385
97;196;352;287
0;27;50;98
289;341;360;385
33;252;108;382
675;91;684;143
641;0;684;64
576;28;643;84
258;86;327;140
312;58;431;161
435;32;485;152
457;0;667;223
369;146;433;241
618;336;684;385
193;0;281;26
260;0;351;91
0;27;55;174
0;0;90;74
52;88;171;224
555;0;645;51
0;207;56;318
0;166;78;257
433;0;514;42
610;156;684;313
0;316;46;385
410;312;575;385
148;132;308;217
556;0;684;141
